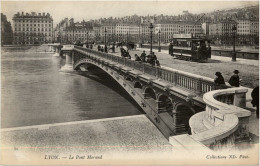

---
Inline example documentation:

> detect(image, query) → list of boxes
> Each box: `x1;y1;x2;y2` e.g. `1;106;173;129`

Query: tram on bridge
169;34;211;62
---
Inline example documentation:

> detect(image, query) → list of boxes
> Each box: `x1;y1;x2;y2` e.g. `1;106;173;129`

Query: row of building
205;19;259;45
55;18;207;44
55;17;259;45
1;12;259;45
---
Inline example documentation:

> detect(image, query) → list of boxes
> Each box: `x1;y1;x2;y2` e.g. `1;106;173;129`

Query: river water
1;47;142;128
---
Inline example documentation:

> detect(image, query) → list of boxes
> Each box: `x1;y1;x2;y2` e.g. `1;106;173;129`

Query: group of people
134;50;160;66
214;70;259;119
214;70;241;87
85;44;93;49
120;49;160;67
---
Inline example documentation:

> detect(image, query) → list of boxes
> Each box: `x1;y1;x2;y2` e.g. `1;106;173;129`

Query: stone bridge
59;45;251;151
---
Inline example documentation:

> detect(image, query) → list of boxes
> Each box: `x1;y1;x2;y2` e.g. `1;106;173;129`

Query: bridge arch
125;76;132;81
174;103;195;134
157;94;173;114
144;87;156;100
134;81;143;89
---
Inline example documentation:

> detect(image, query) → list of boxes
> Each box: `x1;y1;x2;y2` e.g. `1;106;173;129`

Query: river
1;46;143;128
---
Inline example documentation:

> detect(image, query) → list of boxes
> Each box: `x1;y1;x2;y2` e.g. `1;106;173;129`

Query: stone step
169;134;211;152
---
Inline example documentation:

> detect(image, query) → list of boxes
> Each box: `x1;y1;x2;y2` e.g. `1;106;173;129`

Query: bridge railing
74;46;230;96
189;88;251;150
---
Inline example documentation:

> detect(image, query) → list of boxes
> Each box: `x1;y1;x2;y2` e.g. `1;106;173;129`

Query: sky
1;1;258;26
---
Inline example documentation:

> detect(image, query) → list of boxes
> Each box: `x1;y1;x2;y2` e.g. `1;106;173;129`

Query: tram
169;35;211;62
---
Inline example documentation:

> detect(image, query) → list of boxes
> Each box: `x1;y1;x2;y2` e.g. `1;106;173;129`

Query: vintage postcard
1;0;259;165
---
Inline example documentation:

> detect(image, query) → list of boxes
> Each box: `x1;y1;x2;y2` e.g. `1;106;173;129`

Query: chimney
39;13;41;16
22;12;24;16
43;12;45;16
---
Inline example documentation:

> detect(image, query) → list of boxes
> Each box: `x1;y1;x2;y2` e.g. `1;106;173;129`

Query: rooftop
13;12;53;20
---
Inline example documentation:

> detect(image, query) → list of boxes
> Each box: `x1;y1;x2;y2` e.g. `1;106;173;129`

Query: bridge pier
60;45;74;72
53;45;61;57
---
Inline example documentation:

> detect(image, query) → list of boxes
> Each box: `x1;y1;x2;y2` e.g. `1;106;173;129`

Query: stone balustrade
73;46;230;97
189;87;251;150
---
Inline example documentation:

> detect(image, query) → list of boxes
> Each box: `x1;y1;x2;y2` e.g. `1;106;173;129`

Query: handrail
189;87;251;146
73;46;231;96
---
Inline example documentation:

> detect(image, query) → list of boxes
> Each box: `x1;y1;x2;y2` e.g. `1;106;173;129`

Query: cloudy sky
1;1;258;26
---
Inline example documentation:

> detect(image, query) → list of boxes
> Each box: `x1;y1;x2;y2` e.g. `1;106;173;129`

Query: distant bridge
51;44;251;151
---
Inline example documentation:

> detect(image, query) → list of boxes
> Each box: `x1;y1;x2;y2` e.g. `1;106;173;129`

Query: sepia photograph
0;0;259;165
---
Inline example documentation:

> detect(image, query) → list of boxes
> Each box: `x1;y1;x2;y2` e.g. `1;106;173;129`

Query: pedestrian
128;53;131;60
140;50;146;62
112;44;115;53
169;43;173;56
156;60;160;67
146;54;152;64
228;70;240;87
214;72;225;85
251;82;259;119
135;54;141;62
105;45;108;53
151;52;157;66
97;45;101;51
120;48;124;57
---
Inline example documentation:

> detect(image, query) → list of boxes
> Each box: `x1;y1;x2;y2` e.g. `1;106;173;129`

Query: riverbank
1;45;52;53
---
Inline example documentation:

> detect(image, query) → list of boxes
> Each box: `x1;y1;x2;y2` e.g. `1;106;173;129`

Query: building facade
93;25;101;42
100;24;116;43
13;12;53;45
154;22;203;42
65;26;94;43
209;19;258;45
1;13;13;45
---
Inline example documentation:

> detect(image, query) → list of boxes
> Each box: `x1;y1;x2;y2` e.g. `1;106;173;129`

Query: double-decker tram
169;34;211;62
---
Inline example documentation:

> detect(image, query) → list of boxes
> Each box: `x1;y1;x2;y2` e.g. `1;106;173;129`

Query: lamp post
104;27;107;53
87;31;89;44
127;32;129;43
149;22;153;54
104;27;107;46
232;24;237;61
158;30;161;52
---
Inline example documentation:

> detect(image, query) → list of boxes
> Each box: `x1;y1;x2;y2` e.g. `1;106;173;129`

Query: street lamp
126;32;128;43
87;31;89;44
232;24;237;61
104;27;107;46
149;22;153;54
158;30;161;52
